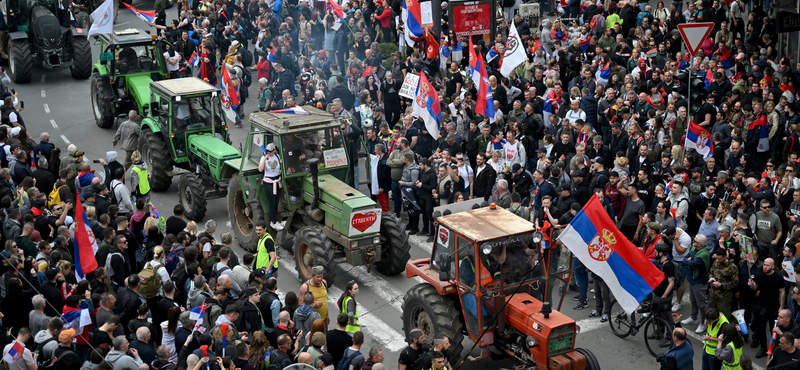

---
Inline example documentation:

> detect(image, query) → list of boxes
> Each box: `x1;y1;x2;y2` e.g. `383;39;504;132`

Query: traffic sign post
677;23;714;120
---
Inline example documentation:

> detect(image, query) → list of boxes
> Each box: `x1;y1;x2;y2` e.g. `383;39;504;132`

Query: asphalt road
11;1;770;369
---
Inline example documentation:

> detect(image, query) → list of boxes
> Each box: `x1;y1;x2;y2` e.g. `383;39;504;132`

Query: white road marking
279;251;408;352
41;90;46;98
50;119;58;129
117;22;130;26
61;135;71;144
43;104;50;114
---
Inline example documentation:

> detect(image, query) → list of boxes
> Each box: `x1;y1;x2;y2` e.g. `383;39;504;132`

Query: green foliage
379;43;400;70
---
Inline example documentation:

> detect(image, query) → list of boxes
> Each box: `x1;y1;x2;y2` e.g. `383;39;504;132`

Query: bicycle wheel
608;300;635;338
644;316;674;357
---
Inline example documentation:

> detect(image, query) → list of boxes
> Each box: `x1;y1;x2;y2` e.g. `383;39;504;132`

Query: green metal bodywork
125;75;157;112
299;174;379;237
188;134;241;181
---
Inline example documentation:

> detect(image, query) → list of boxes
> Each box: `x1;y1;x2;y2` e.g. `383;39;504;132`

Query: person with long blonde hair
248;331;273;370
717;201;735;231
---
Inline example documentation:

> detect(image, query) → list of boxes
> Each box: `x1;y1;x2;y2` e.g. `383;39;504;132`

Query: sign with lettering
349;209;382;235
399;73;420;99
420;1;433;27
451;1;492;36
323;148;348;168
777;11;800;33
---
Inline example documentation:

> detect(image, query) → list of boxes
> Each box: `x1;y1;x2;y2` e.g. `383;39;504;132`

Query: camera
93;159;102;163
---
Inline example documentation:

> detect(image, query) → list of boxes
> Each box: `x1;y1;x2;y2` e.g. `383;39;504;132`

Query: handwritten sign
324;148;348;168
399;73;420;99
420;1;433;27
253;134;264;148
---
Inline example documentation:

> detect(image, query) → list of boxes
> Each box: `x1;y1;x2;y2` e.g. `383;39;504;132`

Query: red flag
73;195;98;278
327;0;344;19
425;30;439;59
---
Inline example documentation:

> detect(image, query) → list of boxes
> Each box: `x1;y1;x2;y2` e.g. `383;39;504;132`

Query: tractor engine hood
504;293;577;350
187;134;240;159
303;174;382;237
31;5;64;49
125;75;155;105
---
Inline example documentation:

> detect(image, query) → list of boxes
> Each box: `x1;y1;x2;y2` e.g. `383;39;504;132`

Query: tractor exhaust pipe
307;158;320;210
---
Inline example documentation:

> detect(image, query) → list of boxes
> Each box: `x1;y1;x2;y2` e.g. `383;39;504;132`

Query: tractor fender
92;63;109;76
8;32;28;41
140;118;162;134
70;28;89;38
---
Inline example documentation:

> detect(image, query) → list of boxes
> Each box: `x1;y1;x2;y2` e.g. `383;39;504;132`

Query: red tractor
402;204;600;370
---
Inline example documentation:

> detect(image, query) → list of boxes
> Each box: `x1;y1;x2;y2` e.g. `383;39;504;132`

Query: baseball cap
648;222;661;232
718;171;729;179
560;184;571;191
254;268;268;279
319;353;335;366
45;268;59;281
231;40;240;47
83;187;97;200
511;163;522;172
372;106;383;112
736;53;746;60
591;157;604;166
59;328;76;343
73;151;84;158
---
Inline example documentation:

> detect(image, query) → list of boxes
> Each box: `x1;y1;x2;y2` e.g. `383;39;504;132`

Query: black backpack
242;67;252;87
242;48;254;67
337;348;362;370
209;264;230;289
409;346;431;370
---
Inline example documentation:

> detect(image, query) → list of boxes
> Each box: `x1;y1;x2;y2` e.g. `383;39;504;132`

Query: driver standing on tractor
459;244;506;318
258;143;285;231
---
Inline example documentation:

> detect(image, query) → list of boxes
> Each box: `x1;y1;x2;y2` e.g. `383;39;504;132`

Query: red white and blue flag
485;47;498;63
749;112;770;152
190;305;207;332
412;72;441;138
401;0;423;46
469;37;495;122
270;107;308;114
220;67;240;123
62;301;92;335
716;47;735;70
3;341;24;364
542;90;561;129
188;51;199;67
73;195;98;281
579;33;591;53
595;62;612;87
684;121;714;160
123;3;155;23
559;196;665;314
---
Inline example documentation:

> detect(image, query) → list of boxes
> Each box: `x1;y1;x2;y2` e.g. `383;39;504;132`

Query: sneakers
573;301;588;310
426;235;435;243
695;324;706;334
270;221;284;230
572;294;581;301
600;314;609;323
681;317;698;325
589;310;599;317
590;289;595;293
671;302;681;313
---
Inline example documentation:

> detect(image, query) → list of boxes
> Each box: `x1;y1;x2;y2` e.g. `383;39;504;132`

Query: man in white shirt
3;327;37;370
454;152;474;199
565;100;586;125
502;131;526;173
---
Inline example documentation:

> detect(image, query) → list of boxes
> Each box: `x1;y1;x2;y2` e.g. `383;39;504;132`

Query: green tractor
226;109;411;284
5;0;93;82
138;77;238;221
90;29;168;128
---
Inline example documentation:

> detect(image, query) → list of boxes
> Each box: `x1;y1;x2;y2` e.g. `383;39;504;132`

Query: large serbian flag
558;196;665;314
73;195;99;281
123;3;155;23
685;120;714;160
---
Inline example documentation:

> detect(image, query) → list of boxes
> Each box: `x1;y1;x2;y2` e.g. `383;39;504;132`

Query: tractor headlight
532;232;543;244
576;325;581;334
481;243;493;255
525;336;537;348
373;237;381;244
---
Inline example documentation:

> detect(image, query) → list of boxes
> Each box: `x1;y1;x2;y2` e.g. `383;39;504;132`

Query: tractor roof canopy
437;207;535;244
151;78;219;99
98;29;156;45
250;107;340;135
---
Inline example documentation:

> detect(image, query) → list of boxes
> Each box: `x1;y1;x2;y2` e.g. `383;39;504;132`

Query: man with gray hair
106;336;143;370
112;110;141;168
188;275;213;308
33;132;55;170
152;345;176;370
496;179;511;208
29;295;48;334
130;327;157;365
258;78;272;112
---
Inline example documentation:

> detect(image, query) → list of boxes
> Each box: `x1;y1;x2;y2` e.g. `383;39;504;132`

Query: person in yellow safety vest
299;266;329;323
255;221;278;276
714;323;744;370
338;281;360;333
128;151;150;202
429;351;448;370
702;308;729;370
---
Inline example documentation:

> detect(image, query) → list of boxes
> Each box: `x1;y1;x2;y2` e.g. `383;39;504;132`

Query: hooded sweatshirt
105;350;143;370
103;151;125;189
293;304;322;348
34;331;58;361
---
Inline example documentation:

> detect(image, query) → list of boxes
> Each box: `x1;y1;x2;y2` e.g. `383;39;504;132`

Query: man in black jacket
116;275;145;336
473;153;496;201
330;76;355;111
107;234;132;289
271;62;295;96
237;288;264;335
40;268;64;317
416;159;438;242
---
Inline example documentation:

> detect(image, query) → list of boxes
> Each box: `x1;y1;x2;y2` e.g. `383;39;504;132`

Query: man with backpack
105;336;144;370
3;327;37;370
398;328;427;370
212;247;242;299
339;331;365;370
106;234;132;289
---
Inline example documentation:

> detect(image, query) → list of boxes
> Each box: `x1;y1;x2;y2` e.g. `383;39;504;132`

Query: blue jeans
392;181;402;216
701;351;720;370
573;257;588;302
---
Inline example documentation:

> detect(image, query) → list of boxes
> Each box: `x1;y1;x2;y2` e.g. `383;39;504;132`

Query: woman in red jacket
374;1;392;43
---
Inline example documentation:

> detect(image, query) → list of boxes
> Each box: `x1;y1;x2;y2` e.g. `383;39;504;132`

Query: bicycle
608;299;675;357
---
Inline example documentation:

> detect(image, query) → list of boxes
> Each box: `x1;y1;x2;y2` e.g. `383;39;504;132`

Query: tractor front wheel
8;40;31;83
294;227;336;285
179;174;206;221
402;283;465;360
375;213;411;276
70;36;92;79
91;75;115;128
139;129;173;191
227;175;263;252
575;348;601;370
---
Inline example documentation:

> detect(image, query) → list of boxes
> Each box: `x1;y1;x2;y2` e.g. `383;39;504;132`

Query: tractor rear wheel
228;175;263;252
179;174;207;221
139;129;173;191
70;37;92;79
8;40;31;83
575;348;601;370
402;283;464;360
375;213;411;276
91;75;115;128
294;227;336;285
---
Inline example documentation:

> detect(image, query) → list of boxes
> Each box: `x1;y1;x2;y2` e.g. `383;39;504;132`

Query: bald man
130;327;157;365
660;327;693;369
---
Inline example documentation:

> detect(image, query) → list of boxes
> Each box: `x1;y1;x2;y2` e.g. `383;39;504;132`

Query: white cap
10;127;20;136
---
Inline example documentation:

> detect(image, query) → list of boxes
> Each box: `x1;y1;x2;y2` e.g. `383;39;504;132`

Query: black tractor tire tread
180;174;207;221
227;175;263;252
91;75;116;128
375;213;411;276
70;36;92;79
402;283;465;360
294;227;336;285
140;129;173;191
575;348;601;370
9;41;32;83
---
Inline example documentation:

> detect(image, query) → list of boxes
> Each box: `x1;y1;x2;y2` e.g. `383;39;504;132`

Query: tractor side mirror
437;254;450;281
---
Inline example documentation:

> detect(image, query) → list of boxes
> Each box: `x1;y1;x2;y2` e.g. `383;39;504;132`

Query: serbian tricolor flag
425;30;439;59
73;195;98;281
62;301;92;335
558;196;665;314
678;52;691;70
543;89;561;127
326;0;344;19
270;107;308;114
412;72;442;138
485;47;498;63
123;3;155;23
749;112;769;152
579;33;591;53
401;0;423;46
595;62;611;87
3;342;24;364
533;39;547;57
188;51;199;67
469;37;495;122
220;67;240;123
190;305;207;332
717;47;735;70
685;121;714;160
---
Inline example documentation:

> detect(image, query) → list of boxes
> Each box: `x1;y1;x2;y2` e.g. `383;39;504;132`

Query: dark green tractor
5;0;92;82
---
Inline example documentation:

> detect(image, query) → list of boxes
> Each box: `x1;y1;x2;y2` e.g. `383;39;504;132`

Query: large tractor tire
228;175;264;252
375;213;411;276
575;348;601;370
179;173;207;221
8;40;31;83
70;37;92;79
402;283;465;360
75;12;89;29
139;129;173;191
91;75;116;128
294;227;336;285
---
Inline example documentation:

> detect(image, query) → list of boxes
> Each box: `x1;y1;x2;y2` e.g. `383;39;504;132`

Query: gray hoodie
399;163;420;187
34;331;58;361
292;304;322;348
105;349;143;370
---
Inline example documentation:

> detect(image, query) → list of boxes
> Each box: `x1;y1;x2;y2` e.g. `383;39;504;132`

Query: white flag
88;0;115;36
500;21;527;77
